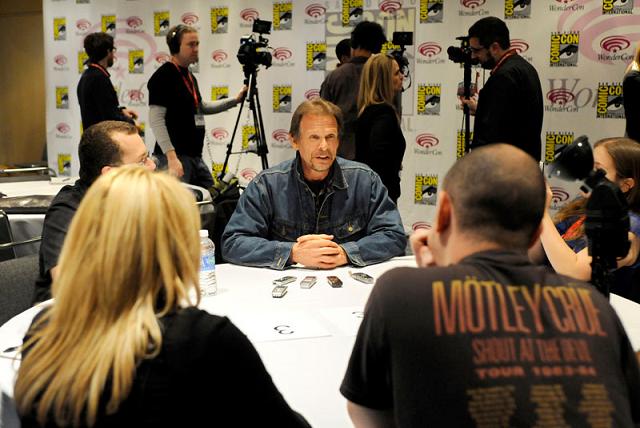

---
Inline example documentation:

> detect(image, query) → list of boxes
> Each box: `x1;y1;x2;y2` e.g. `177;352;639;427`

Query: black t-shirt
472;54;543;161
33;181;89;304
20;307;310;427
341;250;640;427
623;70;640;143
148;62;205;157
77;65;133;130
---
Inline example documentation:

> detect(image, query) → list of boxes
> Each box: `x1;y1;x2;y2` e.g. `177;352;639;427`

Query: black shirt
472;54;543;161
77;64;134;130
355;103;406;203
33;181;89;304
148;62;205;158
341;250;640;427
623;70;640;143
20;307;310;427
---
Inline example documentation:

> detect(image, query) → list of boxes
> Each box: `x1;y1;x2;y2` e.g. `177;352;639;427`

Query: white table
1;258;639;428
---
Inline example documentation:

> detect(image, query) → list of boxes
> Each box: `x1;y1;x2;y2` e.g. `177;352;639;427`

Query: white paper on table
318;306;365;336
229;311;331;343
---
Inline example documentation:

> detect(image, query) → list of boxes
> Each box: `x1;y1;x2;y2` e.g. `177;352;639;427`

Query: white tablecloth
1;258;639;428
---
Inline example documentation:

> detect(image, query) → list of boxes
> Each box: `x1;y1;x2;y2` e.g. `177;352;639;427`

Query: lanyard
89;63;109;78
171;60;199;109
491;48;518;75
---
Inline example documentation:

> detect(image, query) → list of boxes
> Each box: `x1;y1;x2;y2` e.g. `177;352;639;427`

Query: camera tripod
220;64;269;179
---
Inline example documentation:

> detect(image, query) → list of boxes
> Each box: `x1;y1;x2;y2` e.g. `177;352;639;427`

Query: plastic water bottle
199;230;217;296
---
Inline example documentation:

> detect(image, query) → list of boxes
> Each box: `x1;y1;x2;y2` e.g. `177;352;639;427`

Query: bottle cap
199;229;209;238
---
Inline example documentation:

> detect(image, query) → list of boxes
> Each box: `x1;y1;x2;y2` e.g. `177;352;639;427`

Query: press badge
194;114;205;127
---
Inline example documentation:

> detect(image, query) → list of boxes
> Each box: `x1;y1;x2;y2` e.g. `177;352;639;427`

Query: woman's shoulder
162;307;234;342
360;103;397;121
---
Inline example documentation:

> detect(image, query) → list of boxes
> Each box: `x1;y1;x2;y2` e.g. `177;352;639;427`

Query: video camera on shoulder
447;36;478;65
237;19;273;70
388;31;413;74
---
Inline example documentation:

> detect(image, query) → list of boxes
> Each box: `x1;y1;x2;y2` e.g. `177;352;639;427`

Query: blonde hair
625;41;640;74
357;53;397;117
15;166;201;426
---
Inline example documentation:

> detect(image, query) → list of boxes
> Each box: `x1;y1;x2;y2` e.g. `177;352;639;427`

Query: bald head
443;144;546;250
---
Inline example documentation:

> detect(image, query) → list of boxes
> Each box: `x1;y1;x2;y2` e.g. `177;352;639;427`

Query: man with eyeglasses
32;121;156;304
147;24;246;188
460;17;543;161
77;32;139;130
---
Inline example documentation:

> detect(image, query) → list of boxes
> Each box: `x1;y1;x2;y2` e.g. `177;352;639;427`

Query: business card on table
230;311;331;343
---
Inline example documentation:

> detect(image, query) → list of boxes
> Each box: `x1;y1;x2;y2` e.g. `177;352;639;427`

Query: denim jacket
222;155;407;269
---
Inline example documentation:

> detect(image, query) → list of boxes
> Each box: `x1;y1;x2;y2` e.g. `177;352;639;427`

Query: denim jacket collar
292;152;348;192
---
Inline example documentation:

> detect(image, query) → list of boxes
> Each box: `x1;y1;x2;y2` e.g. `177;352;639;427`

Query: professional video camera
448;36;478;155
548;135;631;298
387;32;413;93
237;19;273;70
447;36;477;65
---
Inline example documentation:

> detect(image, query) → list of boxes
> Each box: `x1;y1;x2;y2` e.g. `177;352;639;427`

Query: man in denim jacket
222;98;407;269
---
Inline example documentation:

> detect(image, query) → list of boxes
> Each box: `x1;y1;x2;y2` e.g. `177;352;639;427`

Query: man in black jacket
77;32;138;130
460;17;543;161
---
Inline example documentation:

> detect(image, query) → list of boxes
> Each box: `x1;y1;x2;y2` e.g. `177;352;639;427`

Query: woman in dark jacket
355;53;406;204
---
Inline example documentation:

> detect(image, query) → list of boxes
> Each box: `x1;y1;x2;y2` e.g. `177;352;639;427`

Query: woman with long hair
623;43;640;142
15;166;308;427
538;137;640;300
355;53;406;204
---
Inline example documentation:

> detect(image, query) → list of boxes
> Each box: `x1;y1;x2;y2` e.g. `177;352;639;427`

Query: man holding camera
148;24;246;188
460;16;543;161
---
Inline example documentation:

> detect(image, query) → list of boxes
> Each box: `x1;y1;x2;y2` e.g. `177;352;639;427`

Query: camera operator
148;25;247;188
531;138;640;301
459;16;543;161
320;21;386;160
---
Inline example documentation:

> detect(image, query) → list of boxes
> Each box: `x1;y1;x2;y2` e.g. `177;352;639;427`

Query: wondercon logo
415;133;439;148
412;221;432;231
75;19;91;34
211;50;228;63
461;0;486;8
547;88;575;105
304;89;320;100
418;42;442;58
550;186;570;204
240;8;259;22
56;122;70;134
155;52;170;64
240;168;258;181
181;12;199;25
211;128;229;141
305;3;326;17
123;88;145;105
600;35;630;53
273;47;293;61
54;55;67;65
272;129;290;143
379;0;402;13
510;39;529;54
126;16;143;29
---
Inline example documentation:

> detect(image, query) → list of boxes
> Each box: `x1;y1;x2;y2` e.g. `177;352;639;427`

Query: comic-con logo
128;50;144;74
550;32;579;67
126;16;143;33
305;89;320;100
55;86;69;109
274;2;293;30
504;0;531;19
240;8;259;27
412;221;432;231
596;82;624;119
414;133;442;156
545;132;574;164
417;85;441;116
58;153;72;177
305;3;326;23
181;12;199;26
342;0;363;27
306;43;326;71
456;130;472;159
211;86;229;101
273;85;292;113
419;0;443;23
75;19;91;35
53;17;66;40
598;36;633;62
272;47;294;67
417;42;445;64
211;7;229;34
77;51;89;74
272;129;290;148
102;15;116;36
242;125;257;151
414;175;438;205
55;122;72;139
121;85;146;106
460;0;489;17
550;186;570;209
154;11;170;36
603;0;633;14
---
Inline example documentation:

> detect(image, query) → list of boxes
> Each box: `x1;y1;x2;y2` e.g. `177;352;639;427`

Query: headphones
167;24;189;55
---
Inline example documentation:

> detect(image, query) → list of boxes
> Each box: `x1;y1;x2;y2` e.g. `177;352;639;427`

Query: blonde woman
623;42;640;143
355;53;406;204
15;166;309;427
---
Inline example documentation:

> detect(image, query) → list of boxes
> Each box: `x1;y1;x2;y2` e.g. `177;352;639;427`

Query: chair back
0;254;38;326
0;211;16;262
